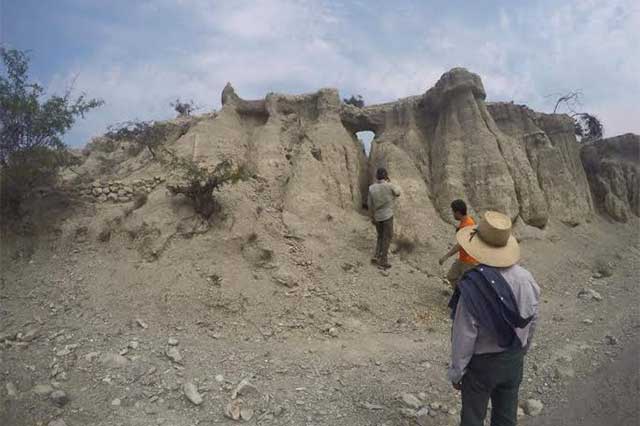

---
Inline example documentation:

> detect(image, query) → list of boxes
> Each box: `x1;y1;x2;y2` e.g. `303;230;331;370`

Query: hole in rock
356;131;375;156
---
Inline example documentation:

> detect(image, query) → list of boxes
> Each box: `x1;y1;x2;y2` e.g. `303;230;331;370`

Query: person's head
450;199;467;220
376;168;389;181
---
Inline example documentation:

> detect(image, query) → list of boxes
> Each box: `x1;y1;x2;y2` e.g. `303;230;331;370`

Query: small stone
605;335;618;345
167;337;179;346
361;402;384;410
418;392;427;401
578;288;602;301
33;384;55;396
240;406;254;420
429;401;441;410
165;347;182;364
399;407;417;418
20;327;40;342
215;374;224;383
224;399;242;420
554;365;576;380
97;194;108;203
6;382;18;398
92;187;103;196
416;407;431;425
128;341;139;349
50;390;69;407
99;353;129;368
328;327;339;337
400;393;422;409
136;318;148;329
523;399;543;416
582;319;594;325
183;382;203;405
112;398;121;406
231;379;258;399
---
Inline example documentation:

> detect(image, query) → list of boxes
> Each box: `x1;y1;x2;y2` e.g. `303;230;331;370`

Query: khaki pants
374;217;394;266
447;259;476;288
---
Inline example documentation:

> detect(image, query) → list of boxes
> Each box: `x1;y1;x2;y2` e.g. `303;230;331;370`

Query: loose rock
183;382;203;405
240;406;254;420
231;378;258;399
165;347;183;364
224;399;243;420
416;407;431;426
400;393;422;409
50;390;69;407
6;382;18;398
399;407;417;418
100;353;129;368
523;399;544;416
168;337;179;346
33;384;55;396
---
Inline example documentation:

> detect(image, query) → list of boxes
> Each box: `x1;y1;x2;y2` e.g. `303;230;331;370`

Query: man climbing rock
367;167;401;269
439;199;478;287
448;211;540;426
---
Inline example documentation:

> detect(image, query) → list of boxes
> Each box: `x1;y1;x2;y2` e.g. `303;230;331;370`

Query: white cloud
49;0;639;146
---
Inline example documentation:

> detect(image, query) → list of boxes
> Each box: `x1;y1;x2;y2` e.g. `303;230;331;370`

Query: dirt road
527;336;639;426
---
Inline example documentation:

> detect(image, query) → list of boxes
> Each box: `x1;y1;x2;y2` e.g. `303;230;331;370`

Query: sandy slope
1;208;639;425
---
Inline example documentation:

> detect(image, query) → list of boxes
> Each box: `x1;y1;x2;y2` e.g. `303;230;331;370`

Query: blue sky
2;0;639;146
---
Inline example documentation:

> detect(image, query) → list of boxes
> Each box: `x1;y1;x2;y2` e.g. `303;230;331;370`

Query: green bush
0;48;102;215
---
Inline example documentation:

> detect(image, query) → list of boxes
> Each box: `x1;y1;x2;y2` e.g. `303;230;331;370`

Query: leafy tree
0;48;103;214
343;94;364;108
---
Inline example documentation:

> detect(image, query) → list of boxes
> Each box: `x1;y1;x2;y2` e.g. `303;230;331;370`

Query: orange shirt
457;215;478;264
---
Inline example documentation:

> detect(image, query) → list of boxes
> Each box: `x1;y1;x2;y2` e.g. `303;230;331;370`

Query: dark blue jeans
461;349;525;426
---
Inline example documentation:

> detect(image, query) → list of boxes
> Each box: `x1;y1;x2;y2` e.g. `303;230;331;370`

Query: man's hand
452;381;462;391
438;255;447;266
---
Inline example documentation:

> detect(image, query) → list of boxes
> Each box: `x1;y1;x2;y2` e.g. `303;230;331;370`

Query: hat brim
456;225;520;268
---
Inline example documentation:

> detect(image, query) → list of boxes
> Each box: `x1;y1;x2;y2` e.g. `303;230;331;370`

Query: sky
2;0;639;147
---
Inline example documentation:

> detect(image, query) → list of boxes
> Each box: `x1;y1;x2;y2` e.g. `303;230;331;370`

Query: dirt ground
1;205;639;426
528;337;639;426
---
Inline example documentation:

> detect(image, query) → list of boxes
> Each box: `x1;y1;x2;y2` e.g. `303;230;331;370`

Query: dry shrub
166;157;248;219
394;235;417;254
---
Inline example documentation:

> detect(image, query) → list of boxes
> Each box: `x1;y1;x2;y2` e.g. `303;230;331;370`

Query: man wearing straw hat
448;211;540;426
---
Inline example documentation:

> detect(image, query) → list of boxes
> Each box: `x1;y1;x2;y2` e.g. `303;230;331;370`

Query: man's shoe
377;263;391;270
371;257;379;264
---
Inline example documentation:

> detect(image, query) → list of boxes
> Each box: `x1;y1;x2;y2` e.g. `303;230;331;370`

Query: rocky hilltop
62;67;637;258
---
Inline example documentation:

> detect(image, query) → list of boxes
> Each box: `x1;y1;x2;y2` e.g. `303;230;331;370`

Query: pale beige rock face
487;102;593;226
581;133;640;222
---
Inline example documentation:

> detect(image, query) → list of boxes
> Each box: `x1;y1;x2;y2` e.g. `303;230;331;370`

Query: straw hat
456;211;520;267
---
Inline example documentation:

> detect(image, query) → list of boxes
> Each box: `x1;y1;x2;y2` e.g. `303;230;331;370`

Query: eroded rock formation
340;68;593;232
78;67;622;245
581;133;639;222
